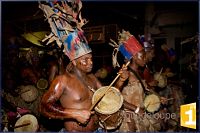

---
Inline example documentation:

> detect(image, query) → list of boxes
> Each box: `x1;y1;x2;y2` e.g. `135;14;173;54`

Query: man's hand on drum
137;108;145;117
118;64;129;82
72;109;94;124
160;97;168;105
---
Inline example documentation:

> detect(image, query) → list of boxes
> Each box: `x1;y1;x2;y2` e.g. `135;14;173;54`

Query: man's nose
88;59;93;65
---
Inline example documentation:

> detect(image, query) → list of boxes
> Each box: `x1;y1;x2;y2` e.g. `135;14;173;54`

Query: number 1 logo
180;102;196;129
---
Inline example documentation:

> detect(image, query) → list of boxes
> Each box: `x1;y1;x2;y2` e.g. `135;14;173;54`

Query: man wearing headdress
39;1;128;131
110;30;161;132
140;37;158;87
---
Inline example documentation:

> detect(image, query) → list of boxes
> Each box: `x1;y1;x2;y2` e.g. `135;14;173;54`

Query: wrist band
135;107;140;114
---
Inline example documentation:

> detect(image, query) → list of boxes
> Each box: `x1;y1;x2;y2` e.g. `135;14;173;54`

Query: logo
180;102;196;129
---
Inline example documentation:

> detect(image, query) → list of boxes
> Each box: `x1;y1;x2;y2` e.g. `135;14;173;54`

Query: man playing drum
111;30;161;132
140;37;160;87
39;1;128;131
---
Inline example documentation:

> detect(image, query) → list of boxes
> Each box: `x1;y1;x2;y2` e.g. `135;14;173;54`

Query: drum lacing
99;115;112;133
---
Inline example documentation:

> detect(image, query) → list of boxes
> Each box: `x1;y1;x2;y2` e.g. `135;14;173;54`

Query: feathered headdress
39;0;91;60
109;29;143;68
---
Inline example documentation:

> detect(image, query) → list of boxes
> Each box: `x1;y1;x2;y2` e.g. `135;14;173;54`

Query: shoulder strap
128;67;147;94
75;71;95;93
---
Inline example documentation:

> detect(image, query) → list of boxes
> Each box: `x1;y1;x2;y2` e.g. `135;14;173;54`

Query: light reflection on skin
137;52;143;60
80;60;87;65
54;82;60;92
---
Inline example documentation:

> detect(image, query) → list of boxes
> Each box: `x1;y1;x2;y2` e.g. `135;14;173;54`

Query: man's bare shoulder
53;72;73;82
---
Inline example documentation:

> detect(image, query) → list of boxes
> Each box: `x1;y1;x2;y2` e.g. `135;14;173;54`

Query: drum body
98;110;123;130
14;114;38;132
144;94;161;113
92;86;123;130
154;73;167;88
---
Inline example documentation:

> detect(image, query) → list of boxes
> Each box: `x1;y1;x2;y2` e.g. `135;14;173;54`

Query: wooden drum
92;86;123;130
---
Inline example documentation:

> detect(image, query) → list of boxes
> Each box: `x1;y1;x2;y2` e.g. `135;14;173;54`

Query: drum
144;94;161;113
154;73;167;88
20;85;38;103
14;114;38;132
99;110;123;130
92;86;123;130
37;78;48;90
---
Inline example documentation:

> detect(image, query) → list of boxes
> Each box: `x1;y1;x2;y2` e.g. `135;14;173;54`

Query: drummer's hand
135;107;145;117
160;97;168;105
138;108;145;117
118;64;129;82
73;109;94;124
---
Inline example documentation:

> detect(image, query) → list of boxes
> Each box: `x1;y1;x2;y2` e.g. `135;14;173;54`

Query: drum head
14;114;38;132
144;94;160;113
37;78;48;90
20;85;38;103
92;86;123;115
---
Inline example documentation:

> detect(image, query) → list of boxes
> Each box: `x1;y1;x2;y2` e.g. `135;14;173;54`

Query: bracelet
135;107;140;114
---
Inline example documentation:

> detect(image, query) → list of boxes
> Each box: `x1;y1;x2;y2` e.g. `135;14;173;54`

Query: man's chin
86;68;92;73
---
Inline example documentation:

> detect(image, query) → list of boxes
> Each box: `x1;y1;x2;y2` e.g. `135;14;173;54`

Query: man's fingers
91;111;95;114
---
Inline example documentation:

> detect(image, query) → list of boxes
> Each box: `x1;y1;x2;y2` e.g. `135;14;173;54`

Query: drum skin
20;85;38;103
154;73;167;88
144;94;160;113
92;86;123;115
14;114;38;132
37;78;48;90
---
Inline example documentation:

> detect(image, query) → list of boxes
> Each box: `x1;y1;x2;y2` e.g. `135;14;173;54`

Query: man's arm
48;64;58;83
40;75;92;123
115;66;129;91
123;100;144;116
40;76;69;119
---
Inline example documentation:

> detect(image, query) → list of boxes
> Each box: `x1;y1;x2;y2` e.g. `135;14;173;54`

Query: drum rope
128;67;147;94
99;115;112;132
74;70;96;93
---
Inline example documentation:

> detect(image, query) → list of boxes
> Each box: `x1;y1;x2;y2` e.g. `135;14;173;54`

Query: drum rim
92;86;123;115
14;114;38;132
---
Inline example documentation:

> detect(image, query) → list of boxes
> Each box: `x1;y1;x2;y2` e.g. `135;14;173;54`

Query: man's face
146;49;155;62
133;50;146;67
75;53;93;73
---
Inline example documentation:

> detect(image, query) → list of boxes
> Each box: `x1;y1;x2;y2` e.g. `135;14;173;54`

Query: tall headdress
109;29;143;68
39;0;91;60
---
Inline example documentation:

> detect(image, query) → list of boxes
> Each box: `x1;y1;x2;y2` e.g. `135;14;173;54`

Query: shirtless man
40;53;101;131
40;29;127;131
39;1;129;131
